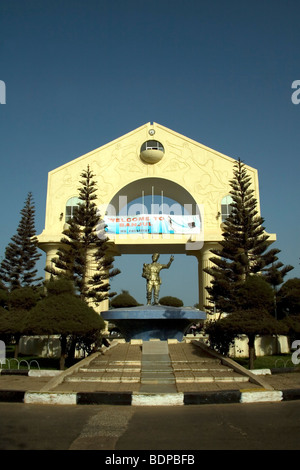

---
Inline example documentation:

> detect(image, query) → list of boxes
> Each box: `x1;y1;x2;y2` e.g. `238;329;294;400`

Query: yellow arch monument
38;122;276;314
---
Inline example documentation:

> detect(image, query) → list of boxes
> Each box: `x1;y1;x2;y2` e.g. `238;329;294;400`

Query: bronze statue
142;253;174;305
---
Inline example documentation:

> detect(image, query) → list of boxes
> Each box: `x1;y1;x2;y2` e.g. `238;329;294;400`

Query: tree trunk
59;335;67;370
68;336;77;363
14;335;20;359
248;334;256;370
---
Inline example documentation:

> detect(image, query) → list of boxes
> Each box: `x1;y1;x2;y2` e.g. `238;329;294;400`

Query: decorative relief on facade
154;141;191;178
63;169;73;185
110;142;144;180
159;156;190;174
96;176;114;202
117;155;144;174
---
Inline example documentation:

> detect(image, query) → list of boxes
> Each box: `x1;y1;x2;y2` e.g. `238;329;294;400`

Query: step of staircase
175;373;249;383
65;375;140;383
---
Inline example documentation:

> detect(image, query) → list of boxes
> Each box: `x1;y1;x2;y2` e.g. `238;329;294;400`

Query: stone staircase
49;340;260;393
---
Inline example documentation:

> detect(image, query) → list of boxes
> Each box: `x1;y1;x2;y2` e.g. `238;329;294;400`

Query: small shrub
159;296;183;307
45;278;74;296
204;319;237;356
110;290;140;308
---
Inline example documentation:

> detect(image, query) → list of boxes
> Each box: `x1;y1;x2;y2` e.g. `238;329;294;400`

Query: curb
0;369;61;377
0;388;299;406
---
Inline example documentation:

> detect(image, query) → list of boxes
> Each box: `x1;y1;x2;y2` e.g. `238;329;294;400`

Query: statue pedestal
101;305;206;342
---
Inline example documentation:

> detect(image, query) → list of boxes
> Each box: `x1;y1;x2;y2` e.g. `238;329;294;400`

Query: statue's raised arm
161;255;174;270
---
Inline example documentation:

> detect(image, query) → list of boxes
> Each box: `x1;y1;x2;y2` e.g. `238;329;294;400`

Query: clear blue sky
0;0;299;306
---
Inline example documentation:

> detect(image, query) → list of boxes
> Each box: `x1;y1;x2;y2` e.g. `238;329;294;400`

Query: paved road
1;401;300;451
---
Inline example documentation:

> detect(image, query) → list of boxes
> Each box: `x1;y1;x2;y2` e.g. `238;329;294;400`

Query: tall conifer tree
262;257;293;320
0;192;42;290
46;165;120;304
204;159;292;314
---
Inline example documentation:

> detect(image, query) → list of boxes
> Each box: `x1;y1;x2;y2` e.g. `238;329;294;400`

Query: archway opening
107;177;199;217
111;253;199;308
104;178;201;308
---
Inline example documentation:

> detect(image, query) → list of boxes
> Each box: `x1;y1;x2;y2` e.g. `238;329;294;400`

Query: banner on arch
104;214;201;236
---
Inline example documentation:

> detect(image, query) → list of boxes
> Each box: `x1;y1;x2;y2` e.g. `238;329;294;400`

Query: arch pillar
43;243;60;281
190;242;220;315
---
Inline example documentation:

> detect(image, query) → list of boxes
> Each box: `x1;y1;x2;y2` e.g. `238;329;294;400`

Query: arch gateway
38;122;276;315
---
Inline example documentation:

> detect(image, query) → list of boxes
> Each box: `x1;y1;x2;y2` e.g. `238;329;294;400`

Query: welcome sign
104;214;201;235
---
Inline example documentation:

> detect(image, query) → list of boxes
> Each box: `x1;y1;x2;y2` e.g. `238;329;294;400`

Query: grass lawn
234;354;295;370
1;345;81;370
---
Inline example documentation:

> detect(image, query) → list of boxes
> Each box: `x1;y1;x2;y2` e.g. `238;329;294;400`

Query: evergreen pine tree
46;165;120;304
262;258;293;319
0;192;42;290
204;159;291;314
